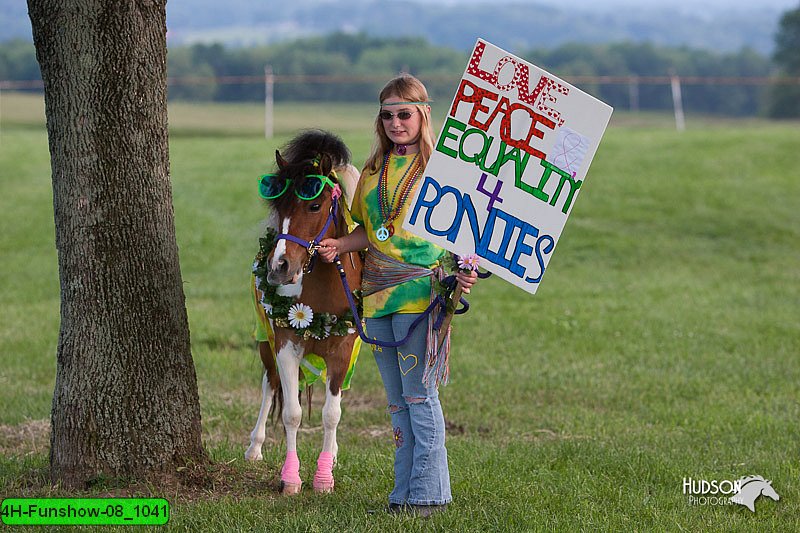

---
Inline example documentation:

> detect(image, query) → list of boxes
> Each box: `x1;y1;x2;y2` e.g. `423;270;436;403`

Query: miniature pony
245;130;362;495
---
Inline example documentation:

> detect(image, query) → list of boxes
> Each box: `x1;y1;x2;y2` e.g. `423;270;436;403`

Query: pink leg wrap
281;450;302;486
313;451;335;491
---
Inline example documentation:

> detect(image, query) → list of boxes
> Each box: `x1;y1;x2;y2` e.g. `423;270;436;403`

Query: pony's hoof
244;448;262;461
280;481;302;495
313;480;335;493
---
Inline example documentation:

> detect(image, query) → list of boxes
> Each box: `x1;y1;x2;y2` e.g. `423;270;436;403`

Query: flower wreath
252;228;362;340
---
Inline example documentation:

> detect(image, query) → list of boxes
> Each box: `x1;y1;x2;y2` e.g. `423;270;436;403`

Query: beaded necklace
375;152;421;241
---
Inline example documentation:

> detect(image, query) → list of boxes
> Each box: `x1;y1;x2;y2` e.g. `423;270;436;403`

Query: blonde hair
364;73;435;174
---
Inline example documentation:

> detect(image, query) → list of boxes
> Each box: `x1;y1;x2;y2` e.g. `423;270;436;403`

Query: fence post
265;65;274;139
628;75;639;112
670;72;686;131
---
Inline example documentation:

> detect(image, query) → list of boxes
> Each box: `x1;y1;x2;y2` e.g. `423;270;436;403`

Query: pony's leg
244;370;271;461
313;380;342;493
245;342;280;461
276;340;304;495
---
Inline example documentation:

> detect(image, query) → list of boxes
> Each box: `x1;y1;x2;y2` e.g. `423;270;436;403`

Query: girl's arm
318;226;368;262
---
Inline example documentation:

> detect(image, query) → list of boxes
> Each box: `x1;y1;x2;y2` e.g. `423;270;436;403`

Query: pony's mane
280;129;351;170
268;129;351;213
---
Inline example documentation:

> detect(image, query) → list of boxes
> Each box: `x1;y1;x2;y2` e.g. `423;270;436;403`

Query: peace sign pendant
376;225;392;242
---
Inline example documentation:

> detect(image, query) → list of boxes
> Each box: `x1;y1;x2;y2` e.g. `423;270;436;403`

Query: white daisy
287;303;314;329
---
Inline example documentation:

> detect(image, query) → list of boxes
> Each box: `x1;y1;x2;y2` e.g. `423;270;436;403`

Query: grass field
1;92;799;531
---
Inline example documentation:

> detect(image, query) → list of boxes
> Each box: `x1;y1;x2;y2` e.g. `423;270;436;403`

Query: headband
380;101;431;106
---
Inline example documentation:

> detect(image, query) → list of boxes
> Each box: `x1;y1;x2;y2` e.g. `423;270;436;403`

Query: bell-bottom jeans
366;313;452;506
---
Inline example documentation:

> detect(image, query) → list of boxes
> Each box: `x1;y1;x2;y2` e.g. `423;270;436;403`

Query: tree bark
28;0;206;487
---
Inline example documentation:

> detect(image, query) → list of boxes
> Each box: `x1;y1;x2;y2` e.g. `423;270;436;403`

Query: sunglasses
378;110;418;121
258;173;336;200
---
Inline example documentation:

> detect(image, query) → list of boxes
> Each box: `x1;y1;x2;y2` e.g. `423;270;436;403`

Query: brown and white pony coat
244;130;362;495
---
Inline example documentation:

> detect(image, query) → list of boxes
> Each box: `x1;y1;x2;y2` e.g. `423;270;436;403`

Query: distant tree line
165;34;466;104
767;4;800;117
526;42;772;117
3;13;800;118
0;39;41;83
165;34;778;117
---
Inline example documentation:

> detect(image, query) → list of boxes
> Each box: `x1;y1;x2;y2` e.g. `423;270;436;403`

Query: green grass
1;93;799;531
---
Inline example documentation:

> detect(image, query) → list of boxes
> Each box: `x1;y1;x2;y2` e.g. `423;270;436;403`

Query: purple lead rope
270;194;478;346
333;255;469;347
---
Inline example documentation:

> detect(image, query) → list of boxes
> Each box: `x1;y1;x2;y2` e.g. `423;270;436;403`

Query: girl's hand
455;270;478;294
317;238;339;263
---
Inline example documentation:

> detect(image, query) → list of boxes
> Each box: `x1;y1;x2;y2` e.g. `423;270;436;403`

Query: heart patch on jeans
398;351;418;375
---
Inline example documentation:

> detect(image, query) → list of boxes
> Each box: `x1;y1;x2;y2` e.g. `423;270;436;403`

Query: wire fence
3;73;800;92
3;73;800;136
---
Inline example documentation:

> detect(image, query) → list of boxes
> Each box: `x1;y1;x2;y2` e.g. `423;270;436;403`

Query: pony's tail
305;386;313;423
269;386;282;424
272;382;314;428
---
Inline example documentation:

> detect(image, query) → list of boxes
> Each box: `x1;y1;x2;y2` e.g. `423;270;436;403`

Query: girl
319;74;477;517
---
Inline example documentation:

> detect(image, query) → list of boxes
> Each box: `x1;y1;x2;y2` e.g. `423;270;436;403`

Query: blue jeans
366;313;452;506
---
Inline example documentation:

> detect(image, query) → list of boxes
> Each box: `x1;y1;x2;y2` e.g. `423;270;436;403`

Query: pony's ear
318;153;334;179
276;150;289;169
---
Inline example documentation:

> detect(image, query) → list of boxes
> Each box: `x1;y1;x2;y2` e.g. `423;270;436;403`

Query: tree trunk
28;0;206;488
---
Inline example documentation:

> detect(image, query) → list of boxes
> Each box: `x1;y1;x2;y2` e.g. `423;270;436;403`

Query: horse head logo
729;476;780;512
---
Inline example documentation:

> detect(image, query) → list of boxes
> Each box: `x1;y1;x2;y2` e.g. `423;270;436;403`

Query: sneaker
367;503;408;515
410;504;448;518
388;503;408;514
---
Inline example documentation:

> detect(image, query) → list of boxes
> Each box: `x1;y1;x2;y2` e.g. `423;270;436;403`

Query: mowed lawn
1;93;799;531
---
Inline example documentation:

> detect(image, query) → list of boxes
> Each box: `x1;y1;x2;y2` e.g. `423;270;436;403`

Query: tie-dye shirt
351;153;445;318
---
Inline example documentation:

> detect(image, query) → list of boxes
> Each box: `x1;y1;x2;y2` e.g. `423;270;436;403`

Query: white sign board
403;39;613;294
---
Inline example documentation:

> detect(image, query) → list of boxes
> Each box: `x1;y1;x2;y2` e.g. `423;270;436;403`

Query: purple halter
274;193;340;274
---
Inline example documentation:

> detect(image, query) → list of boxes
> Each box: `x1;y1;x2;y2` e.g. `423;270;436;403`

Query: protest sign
403;39;613;294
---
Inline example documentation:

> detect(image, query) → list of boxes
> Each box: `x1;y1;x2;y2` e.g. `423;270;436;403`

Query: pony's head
261;130;351;285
